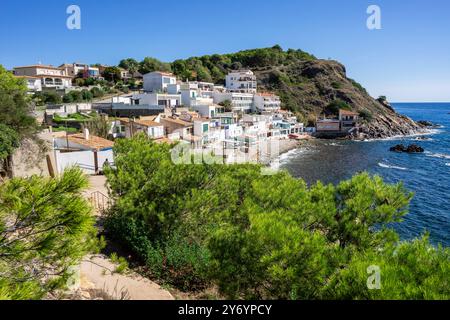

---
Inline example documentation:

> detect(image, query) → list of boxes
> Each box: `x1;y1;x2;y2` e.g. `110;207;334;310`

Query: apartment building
225;70;257;94
213;91;254;113
253;92;281;113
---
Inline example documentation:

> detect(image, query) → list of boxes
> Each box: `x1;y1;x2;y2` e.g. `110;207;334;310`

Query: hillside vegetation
104;135;450;300
121;45;420;139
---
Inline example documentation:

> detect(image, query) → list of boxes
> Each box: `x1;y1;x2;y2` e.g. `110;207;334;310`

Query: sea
276;103;450;247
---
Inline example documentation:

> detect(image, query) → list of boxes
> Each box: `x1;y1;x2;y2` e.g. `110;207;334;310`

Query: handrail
90;191;112;214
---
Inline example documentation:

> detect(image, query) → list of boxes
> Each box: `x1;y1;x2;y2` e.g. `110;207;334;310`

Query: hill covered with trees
119;46;420;139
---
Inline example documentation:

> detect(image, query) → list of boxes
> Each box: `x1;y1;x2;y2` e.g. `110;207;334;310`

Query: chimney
83;128;90;141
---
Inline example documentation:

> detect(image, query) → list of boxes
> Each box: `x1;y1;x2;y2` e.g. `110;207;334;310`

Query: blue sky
1;0;449;102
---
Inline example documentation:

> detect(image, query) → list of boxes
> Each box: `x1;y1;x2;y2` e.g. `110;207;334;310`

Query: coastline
266;126;441;169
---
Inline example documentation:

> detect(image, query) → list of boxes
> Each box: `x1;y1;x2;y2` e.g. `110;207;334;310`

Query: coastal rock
390;144;424;153
406;144;425;153
417;120;434;127
254;59;422;140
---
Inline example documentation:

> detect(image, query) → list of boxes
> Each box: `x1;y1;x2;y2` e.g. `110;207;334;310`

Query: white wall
46;103;92;115
55;149;114;174
143;72;177;93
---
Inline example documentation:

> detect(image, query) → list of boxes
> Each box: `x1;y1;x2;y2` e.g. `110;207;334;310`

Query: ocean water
278;103;450;246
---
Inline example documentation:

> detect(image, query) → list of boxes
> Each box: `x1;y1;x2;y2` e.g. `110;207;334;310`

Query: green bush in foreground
104;135;450;299
0;168;99;299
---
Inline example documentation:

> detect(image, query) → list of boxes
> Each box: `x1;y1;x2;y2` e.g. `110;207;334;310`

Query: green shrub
103;135;450;300
109;253;129;274
359;109;373;121
325;99;351;115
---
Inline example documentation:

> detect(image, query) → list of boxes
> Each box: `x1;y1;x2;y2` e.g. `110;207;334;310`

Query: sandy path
80;255;174;300
77;175;174;300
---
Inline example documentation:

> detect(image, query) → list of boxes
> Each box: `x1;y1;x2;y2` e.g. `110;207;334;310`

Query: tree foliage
0;65;39;177
0;168;99;299
168;46;316;84
138;57;172;75
119;58;140;73
0;124;19;161
104;136;449;299
102;66;122;82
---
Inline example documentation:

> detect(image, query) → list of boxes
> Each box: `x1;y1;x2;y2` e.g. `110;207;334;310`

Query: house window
203;124;209;133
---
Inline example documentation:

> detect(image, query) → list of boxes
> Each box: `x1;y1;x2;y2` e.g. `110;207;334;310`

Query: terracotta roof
257;92;278;97
339;109;359;116
67;133;114;150
120;118;162;127
160;117;192;127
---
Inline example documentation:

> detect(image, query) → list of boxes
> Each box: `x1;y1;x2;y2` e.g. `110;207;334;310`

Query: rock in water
406;144;424;153
390;144;424;153
417;120;434;127
390;144;407;152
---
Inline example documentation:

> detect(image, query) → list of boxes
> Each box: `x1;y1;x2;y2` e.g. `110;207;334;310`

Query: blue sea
278;103;450;246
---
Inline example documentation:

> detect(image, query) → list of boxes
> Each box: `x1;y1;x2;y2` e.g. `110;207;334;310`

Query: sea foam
378;162;408;170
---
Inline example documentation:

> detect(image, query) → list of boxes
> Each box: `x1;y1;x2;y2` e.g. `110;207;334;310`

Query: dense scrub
104;135;449;299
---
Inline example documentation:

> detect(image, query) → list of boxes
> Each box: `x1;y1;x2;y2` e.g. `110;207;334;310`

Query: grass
109;253;129;275
53;126;79;133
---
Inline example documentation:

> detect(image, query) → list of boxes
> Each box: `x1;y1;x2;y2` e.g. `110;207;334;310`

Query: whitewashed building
143;71;177;93
16;76;42;93
213;92;254;113
225;70;257;94
253;92;281;112
132;93;181;108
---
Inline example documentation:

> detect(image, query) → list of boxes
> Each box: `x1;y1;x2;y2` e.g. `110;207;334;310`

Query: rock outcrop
390;144;424;153
255;59;422;139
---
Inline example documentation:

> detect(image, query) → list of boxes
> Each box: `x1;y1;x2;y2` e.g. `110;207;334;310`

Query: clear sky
1;0;449;102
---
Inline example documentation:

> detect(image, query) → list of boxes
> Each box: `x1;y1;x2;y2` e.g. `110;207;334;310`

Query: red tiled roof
67;134;114;150
339;109;359;116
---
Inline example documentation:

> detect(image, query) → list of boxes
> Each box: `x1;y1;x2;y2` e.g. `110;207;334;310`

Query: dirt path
76;175;174;300
80;255;173;300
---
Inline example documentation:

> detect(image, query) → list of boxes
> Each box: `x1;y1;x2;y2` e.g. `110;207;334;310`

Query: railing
90;191;112;215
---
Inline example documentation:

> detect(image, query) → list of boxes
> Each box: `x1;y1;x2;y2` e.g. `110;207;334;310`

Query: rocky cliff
253;59;421;139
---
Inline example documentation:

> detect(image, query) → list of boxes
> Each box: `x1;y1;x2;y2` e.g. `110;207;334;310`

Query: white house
213;92;254;113
13;64;72;89
53;129;114;174
132;93;181;108
193;118;224;144
16;76;42;93
253;92;281;113
190;104;219;118
143;71;177;93
225;70;257;94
